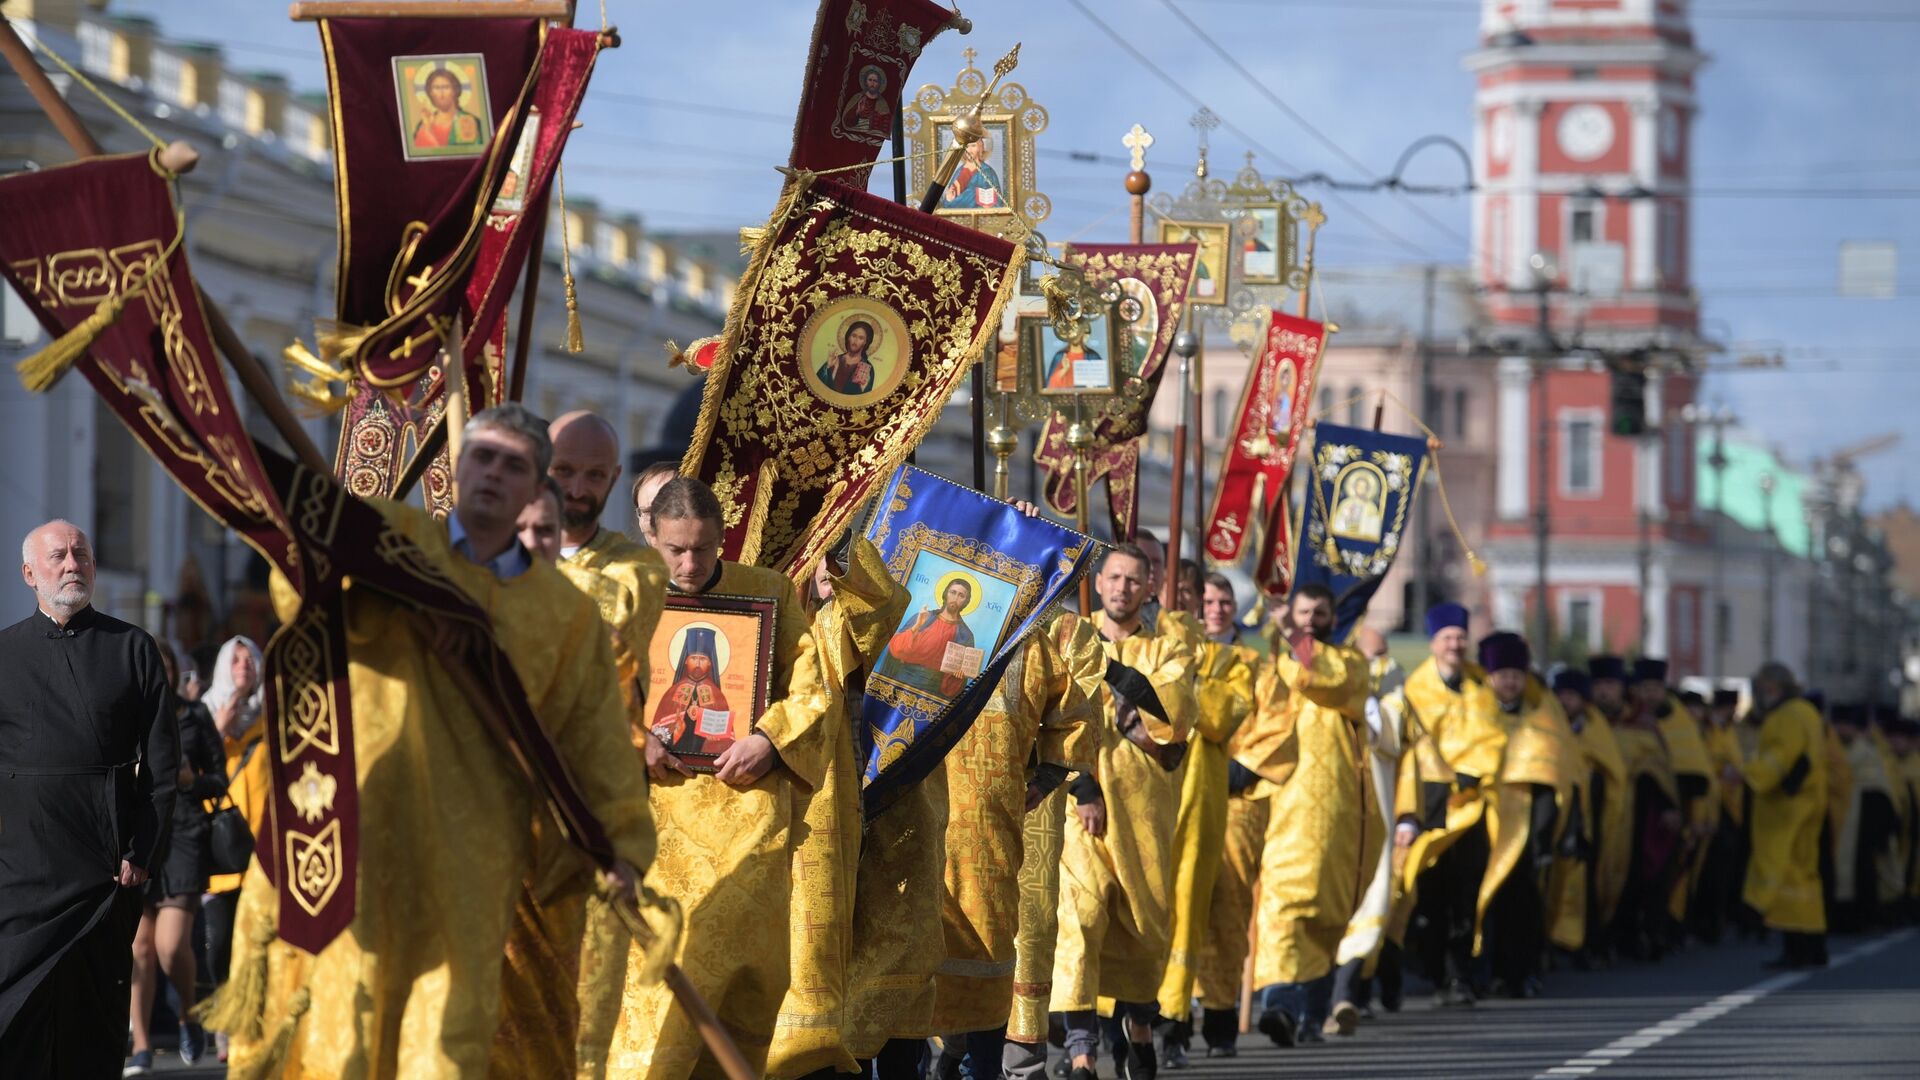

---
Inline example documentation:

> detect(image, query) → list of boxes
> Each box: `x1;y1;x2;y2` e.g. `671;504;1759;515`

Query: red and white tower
1470;0;1713;671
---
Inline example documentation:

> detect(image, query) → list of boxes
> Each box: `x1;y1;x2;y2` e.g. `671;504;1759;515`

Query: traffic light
1610;368;1647;437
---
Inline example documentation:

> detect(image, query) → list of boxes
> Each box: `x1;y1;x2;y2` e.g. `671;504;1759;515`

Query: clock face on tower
1557;103;1615;162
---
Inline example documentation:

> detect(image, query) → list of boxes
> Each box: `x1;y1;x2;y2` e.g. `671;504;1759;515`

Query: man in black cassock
0;520;177;1077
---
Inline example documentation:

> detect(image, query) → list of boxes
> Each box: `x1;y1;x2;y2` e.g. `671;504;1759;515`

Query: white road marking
1530;929;1914;1079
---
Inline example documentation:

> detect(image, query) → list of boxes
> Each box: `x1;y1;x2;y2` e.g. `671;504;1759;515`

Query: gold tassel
197;920;277;1040
232;987;312;1080
556;164;584;354
15;293;126;392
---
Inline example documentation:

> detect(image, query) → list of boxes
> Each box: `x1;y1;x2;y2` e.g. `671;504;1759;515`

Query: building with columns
1469;0;1734;674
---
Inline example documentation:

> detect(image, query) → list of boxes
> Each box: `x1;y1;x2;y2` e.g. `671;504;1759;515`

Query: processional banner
302;17;603;509
1289;422;1430;643
788;0;958;184
1203;311;1326;568
0;154;624;954
682;177;1020;578
860;466;1096;819
1031;243;1196;538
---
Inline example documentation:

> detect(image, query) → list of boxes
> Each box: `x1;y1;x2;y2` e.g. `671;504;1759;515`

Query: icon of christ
877;577;977;698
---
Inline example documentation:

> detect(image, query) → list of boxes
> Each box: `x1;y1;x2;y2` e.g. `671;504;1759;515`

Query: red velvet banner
0;153;355;951
685;177;1019;578
788;0;957;184
1;153;627;953
318;21;603;509
1031;243;1197;538
1203;311;1326;564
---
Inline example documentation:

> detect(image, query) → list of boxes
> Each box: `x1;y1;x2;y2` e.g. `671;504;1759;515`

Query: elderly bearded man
1;520;178;1076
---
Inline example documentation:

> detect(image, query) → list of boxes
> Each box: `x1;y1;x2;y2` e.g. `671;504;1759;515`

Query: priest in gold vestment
1599;655;1682;961
1050;544;1196;1080
766;540;909;1079
608;477;834;1079
1551;668;1630;965
1743;662;1829;968
929;607;1097;1076
1154;572;1255;1066
1628;659;1716;933
1471;633;1577;998
215;406;657;1080
1396;603;1506;1006
1247;583;1377;1048
998;613;1107;1080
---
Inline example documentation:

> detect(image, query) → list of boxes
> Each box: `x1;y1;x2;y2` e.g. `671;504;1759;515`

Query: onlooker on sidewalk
197;635;268;1066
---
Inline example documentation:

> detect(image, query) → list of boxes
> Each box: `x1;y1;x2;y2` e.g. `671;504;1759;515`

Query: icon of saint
878;578;977;697
411;68;484;153
816;319;878;396
1047;337;1103;390
651;627;732;756
942;135;1004;210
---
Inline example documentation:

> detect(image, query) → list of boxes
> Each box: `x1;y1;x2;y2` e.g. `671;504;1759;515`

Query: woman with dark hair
817;319;877;395
124;642;227;1074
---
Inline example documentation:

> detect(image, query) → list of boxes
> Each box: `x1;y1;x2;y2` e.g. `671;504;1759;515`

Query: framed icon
1235;203;1295;286
1156;219;1231;307
906;54;1051;236
798;295;913;409
392;53;494;162
870;541;1021;710
645;593;777;772
1022;308;1123;398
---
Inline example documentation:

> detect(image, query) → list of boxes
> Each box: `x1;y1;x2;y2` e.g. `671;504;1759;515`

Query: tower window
1570;66;1598;81
1571;205;1597;244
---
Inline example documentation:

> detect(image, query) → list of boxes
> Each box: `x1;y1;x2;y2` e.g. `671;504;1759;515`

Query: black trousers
1483;786;1556;989
1413;819;1489;987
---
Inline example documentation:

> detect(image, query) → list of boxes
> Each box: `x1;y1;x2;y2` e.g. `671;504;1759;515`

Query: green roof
1697;434;1811;558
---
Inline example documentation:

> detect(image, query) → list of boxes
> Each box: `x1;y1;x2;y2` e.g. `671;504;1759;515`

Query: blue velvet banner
859;465;1097;820
1290;422;1431;643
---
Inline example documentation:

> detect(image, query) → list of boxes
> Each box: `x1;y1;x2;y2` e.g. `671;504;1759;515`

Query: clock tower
1470;1;1716;673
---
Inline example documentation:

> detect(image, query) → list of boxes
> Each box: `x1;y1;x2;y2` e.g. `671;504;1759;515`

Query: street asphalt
139;928;1920;1078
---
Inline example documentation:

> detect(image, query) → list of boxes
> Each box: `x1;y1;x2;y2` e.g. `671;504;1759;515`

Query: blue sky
110;0;1920;509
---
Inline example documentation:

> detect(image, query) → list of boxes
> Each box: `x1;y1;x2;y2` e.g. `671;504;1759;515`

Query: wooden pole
1161;310;1191;611
0;16;332;476
1189;319;1205;577
290;1;575;20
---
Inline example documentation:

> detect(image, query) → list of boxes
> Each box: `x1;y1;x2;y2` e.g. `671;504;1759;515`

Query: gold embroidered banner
1204;310;1325;562
1031;243;1195;538
788;0;957;184
684;177;1020;578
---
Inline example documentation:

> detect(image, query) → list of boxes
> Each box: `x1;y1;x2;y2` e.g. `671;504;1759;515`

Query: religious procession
2;1;1918;1079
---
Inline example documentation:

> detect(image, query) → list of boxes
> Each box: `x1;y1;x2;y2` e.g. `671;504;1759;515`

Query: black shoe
1126;1041;1158;1080
1356;1004;1376;1021
1204;1045;1238;1058
1256;1008;1296;1048
179;1022;205;1067
1053;1054;1072;1078
1160;1039;1189;1070
1068;1069;1098;1080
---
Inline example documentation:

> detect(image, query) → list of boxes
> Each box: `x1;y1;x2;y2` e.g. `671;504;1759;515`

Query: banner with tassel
683;176;1021;579
311;17;606;508
1204;310;1326;562
1287;421;1431;643
1031;243;1197;538
788;0;961;184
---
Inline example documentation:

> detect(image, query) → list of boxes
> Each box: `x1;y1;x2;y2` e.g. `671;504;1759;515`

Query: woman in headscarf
194;636;266;1065
125;641;229;1073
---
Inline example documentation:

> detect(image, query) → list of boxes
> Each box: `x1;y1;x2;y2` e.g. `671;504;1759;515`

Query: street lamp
1681;403;1738;676
1529;251;1558;657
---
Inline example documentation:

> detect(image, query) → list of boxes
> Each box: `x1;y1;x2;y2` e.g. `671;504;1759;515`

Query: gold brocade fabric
608;561;831;1080
1401;659;1507;783
768;540;909;1079
1615;725;1680;808
1705;722;1747;826
842;776;947;1057
929;630;1095;1036
1575;706;1632;928
223;500;655;1080
1250;641;1377;988
549;528;666;1078
1387;663;1502;942
1194;792;1269;1010
1337;658;1411;973
1156;639;1255;1019
1658;701;1717;920
1743;698;1828;934
1050;615;1197;1010
1475;684;1580;954
1005;614;1107;1043
1834;733;1895;904
557;529;669;741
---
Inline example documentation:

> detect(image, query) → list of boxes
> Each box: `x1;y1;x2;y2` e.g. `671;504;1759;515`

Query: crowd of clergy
9;401;1920;1080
